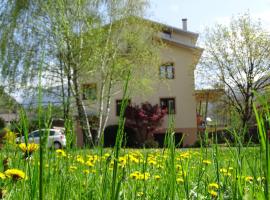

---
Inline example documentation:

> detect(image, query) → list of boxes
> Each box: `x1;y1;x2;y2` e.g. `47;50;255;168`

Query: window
162;29;172;38
82;83;97;100
116;99;131;116
160;98;176;114
159;63;175;79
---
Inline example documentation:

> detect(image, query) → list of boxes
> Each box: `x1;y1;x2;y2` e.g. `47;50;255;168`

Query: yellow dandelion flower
202;160;211;165
245;176;253;182
19;143;39;154
208;190;218;198
130;173;138;180
0;172;6;180
83;170;90;174
219;168;227;173
76;157;85;164
56;149;66;157
154;175;161;180
208;183;219;190
85;160;94;167
137;192;144;197
176;177;184;184
4;169;26;180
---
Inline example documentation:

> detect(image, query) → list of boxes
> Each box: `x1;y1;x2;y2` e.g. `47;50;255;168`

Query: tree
199;13;270;129
0;0;161;146
124;102;166;145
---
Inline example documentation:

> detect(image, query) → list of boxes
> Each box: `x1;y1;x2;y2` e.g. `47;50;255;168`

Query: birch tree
0;0;161;146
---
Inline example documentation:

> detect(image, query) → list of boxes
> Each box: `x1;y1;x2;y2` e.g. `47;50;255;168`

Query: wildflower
130;173;138;180
179;152;190;159
245;176;253;182
56;149;67;157
137;192;144;197
138;172;150;180
148;159;157;165
4;169;26;181
19;143;39;159
208;190;218;198
154;175;161;180
76;156;85;164
219;168;227;173
0;172;6;180
202;160;211;165
208;183;219;190
176;178;184;184
83;170;90;174
85;161;94;167
118;157;127;168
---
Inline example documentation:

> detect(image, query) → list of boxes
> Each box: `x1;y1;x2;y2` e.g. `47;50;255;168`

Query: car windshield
29;130;57;137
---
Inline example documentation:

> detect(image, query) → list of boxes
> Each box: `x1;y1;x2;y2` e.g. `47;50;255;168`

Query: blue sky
148;0;270;35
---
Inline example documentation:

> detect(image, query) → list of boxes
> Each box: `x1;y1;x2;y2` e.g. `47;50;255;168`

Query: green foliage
199;12;270;129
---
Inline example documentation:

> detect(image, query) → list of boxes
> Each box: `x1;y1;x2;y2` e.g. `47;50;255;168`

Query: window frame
160;97;176;114
159;63;175;79
116;99;131;116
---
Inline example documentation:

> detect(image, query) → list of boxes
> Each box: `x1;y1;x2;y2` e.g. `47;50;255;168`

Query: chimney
182;18;187;31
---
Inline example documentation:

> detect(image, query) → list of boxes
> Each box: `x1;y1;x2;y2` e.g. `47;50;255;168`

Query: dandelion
76;156;85;164
154;175;161;180
208;190;218;198
4;169;26;181
130;173;138;180
245;176;253;182
137;192;144;197
208;183;219;190
138;172;150;180
118;157;127;168
85;161;94;167
219;168;227;173
176;178;184;184
203;160;211;165
0;172;6;180
19;143;39;158
83;170;90;174
56;149;67;157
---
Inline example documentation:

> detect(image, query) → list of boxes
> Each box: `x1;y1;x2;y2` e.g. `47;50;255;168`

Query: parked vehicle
16;129;66;149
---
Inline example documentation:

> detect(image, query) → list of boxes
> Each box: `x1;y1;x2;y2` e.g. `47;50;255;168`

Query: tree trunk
72;68;93;146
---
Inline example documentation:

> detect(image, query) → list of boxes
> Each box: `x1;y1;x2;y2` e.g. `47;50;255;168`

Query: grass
0;85;269;199
0;145;268;199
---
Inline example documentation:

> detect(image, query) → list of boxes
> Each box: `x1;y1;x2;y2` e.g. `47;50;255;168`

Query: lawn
0;144;267;199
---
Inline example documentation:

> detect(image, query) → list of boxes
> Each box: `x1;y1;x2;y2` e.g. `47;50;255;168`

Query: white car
16;129;66;149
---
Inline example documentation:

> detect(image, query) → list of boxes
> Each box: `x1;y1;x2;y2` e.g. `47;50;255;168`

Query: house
79;18;203;147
